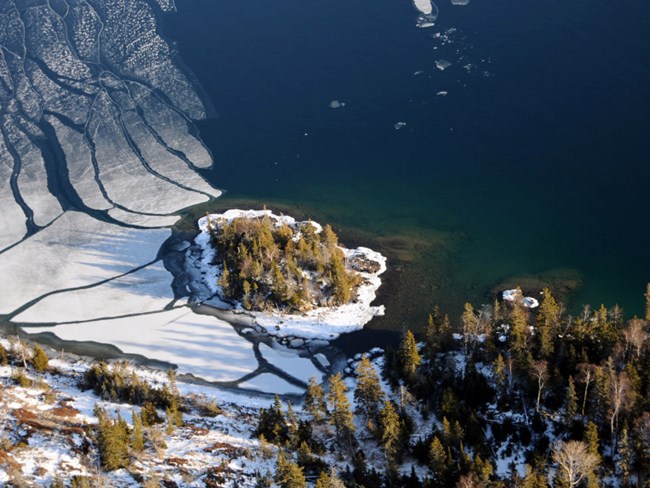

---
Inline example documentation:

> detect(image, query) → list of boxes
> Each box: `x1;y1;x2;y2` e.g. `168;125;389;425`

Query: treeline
208;215;359;311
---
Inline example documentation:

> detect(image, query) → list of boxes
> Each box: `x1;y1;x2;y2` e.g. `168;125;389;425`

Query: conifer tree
95;405;130;471
566;376;578;421
461;303;480;355
399;330;421;381
645;283;650;322
494;354;507;396
379;400;401;457
131;410;144;453
428;436;447;485
617;424;632;486
304;377;327;422
537;288;560;357
275;450;307;488
584;421;601;466
327;372;355;447
354;354;384;421
315;469;346;488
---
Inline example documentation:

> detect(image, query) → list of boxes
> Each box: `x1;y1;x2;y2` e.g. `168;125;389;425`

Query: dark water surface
166;0;650;345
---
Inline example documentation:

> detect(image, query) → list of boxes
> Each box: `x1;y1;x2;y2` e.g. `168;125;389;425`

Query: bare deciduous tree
623;318;647;359
530;360;548;413
552;440;599;487
577;363;597;417
609;368;635;440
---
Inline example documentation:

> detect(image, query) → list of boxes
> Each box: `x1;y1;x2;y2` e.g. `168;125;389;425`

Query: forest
253;284;650;488
207;215;360;312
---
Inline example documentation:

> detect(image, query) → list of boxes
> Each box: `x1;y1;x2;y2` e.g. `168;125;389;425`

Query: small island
186;209;387;341
209;212;360;312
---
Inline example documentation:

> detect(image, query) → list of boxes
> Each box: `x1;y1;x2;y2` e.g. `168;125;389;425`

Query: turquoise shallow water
165;0;650;339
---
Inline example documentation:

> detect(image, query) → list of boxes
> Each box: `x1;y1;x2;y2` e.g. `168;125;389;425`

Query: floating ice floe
413;0;434;15
451;0;470;5
329;100;346;109
435;59;452;71
186;210;387;342
394;121;407;130
437;91;448;96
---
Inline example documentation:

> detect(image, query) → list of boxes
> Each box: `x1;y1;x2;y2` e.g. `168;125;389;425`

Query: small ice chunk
451;0;470;4
523;297;540;309
436;91;448;96
413;0;433;15
435;59;452;71
502;289;521;302
329;100;345;109
394;122;407;130
413;70;424;76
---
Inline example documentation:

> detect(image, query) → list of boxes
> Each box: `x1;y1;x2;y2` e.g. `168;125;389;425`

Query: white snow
239;373;305;395
26;308;260;383
15;261;174;323
0;211;169;315
259;344;322;384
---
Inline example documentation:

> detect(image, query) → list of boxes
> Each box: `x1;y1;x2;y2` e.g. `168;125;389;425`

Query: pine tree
461;303;479;355
617;424;632;486
399;330;421;381
30;345;48;372
537;288;560;357
584;421;601;466
132;410;144;453
494;354;507;396
354;354;384;421
315;469;346;488
275;450;307;488
645;283;650;322
379;400;401;457
428;436;447;485
95;405;130;471
327;372;355;447
304;377;327;422
566;376;578;422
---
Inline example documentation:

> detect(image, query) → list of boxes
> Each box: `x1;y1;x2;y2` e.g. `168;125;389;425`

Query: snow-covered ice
26;308;260;384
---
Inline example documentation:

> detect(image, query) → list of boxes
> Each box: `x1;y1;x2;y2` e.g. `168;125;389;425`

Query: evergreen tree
275;450;307;488
327;373;355;447
461;303;480;355
584;421;601;466
566;376;578;422
30;345;48;372
354;354;384;421
428;436;448;486
95;405;130;471
617;424;632;487
537;288;560;357
399;330;421;381
379;400;401;457
315;469;346;488
304;377;327;422
132;410;144;453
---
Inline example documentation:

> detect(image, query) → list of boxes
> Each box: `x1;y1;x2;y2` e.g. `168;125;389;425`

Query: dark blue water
165;0;650;332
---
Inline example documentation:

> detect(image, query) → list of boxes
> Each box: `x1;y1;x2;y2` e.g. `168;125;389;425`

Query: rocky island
185;210;387;342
